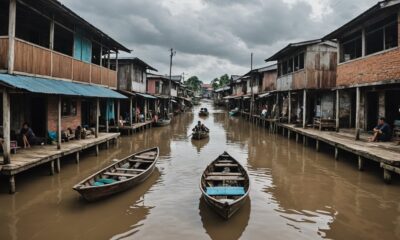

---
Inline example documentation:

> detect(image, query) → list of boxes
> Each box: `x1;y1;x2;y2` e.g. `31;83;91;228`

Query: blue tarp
206;187;245;196
0;74;127;99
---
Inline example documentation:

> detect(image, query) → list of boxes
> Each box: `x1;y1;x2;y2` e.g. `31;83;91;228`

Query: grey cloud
62;0;378;81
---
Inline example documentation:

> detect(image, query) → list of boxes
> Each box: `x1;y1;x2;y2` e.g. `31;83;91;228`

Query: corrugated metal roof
136;92;157;99
0;74;127;99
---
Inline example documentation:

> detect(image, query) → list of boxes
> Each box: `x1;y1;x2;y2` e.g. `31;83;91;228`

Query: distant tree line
184;76;203;93
211;74;230;90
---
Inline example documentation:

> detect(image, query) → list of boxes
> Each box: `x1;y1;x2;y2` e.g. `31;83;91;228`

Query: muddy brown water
1;101;400;240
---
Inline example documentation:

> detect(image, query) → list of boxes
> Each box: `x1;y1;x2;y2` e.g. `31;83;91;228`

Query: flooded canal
1;101;400;240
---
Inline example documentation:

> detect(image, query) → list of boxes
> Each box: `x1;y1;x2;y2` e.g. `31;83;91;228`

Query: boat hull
192;131;209;140
154;119;171;127
73;148;159;201
202;192;248;219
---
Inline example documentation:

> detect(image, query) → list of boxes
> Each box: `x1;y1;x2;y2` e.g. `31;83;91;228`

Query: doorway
31;96;47;137
366;91;379;130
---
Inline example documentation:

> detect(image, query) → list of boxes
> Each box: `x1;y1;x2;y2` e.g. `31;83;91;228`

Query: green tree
211;78;219;89
211;74;230;90
184;76;203;93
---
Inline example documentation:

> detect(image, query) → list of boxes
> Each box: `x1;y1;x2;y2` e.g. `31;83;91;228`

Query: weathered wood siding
277;74;293;91
262;71;277;92
14;39;51;76
305;44;337;89
9;38;117;88
0;37;8;70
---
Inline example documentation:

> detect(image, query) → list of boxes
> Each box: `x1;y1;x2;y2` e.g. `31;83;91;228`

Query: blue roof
136;92;157;99
0;74;126;99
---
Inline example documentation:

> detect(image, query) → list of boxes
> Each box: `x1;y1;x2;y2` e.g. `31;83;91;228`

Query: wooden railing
0;37;117;88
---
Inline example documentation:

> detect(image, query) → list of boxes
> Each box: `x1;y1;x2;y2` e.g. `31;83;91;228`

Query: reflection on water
0;100;400;240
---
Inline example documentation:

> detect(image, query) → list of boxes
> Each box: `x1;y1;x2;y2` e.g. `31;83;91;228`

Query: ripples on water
0;100;400;240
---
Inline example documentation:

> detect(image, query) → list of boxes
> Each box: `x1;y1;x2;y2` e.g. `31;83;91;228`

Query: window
282;61;288;75
340;31;362;62
288;58;293;73
62;99;77;117
294;55;299;71
54;24;73;56
366;14;398;55
299;53;304;69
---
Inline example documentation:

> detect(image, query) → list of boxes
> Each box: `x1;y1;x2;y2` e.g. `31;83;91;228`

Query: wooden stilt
106;140;110;149
55;158;61;173
95;145;99;156
9;175;15;194
303;136;306;146
296;133;299;143
288;130;291;139
303;89;307;129
76;152;80;164
383;168;392;183
50;160;55;175
95;98;100;138
358;156;364;171
335;147;339;160
316;140;320;152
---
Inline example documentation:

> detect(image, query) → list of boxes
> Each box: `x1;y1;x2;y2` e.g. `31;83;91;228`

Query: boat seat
129;159;153;163
217;160;234;163
104;172;136;177
214;163;238;167
205;176;245;181
115;168;145;172
134;155;154;160
207;172;242;176
206;187;245;196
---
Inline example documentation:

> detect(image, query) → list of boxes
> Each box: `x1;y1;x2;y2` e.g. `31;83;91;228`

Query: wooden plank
104;172;135;177
134;155;155;160
115;168;145;172
129;159;153;163
205;176;245;181
207;172;242;176
214;163;238;167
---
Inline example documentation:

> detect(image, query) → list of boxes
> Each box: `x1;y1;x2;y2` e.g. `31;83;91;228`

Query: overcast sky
62;0;377;82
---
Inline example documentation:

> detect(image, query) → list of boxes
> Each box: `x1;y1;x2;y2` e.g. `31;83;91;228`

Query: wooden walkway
0;132;120;193
109;121;153;135
240;113;400;183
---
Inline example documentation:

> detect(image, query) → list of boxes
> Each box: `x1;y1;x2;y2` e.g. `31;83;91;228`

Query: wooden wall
0;37;7;70
10;38;117;88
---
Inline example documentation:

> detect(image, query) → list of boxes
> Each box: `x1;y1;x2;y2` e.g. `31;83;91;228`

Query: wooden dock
108;121;153;135
240;112;400;183
0;132;120;193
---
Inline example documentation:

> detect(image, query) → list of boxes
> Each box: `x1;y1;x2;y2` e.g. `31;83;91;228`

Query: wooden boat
73;147;159;201
154;118;171;127
192;130;209;140
229;109;239;116
199;108;209;117
200;152;250;219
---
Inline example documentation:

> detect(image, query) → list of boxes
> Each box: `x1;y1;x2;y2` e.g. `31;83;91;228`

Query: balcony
0;37;117;89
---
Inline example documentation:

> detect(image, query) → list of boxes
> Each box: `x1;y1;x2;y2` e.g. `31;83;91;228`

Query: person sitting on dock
369;117;391;142
19;122;36;148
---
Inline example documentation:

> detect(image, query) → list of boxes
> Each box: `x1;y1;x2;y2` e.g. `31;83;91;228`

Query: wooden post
9;175;15;194
107;50;111;69
383;168;392;183
358;156;364;171
288;130;291;139
3;90;11;164
99;45;103;67
57;96;62;150
95;145;99;156
76;152;80;164
355;87;360;140
296;133;299;143
135;100;138;123
303;89;307;128
49;16;55;50
7;0;16;74
95;98;99;138
56;158;60;173
105;100;109;133
335;147;339;160
50;160;55;175
316;140;320;152
117;99;120;126
303;136;307;146
336;89;340;131
129;97;133;126
288;91;292;124
144;99;148;121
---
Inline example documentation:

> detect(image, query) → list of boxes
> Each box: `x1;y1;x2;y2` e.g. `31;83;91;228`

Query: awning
136;92;157;99
258;92;271;98
0;73;126;99
223;95;237;100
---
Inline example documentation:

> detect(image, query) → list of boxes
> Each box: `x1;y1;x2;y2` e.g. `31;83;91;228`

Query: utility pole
250;52;254;116
168;48;176;117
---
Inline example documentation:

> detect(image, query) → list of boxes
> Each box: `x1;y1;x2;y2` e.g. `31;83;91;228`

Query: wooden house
0;0;129;164
265;39;337;127
324;0;400;134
